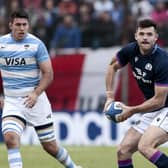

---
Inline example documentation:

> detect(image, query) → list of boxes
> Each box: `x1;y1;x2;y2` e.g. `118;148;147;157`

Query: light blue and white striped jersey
0;33;50;97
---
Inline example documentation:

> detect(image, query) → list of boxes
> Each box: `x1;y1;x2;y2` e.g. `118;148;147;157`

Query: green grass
1;144;168;168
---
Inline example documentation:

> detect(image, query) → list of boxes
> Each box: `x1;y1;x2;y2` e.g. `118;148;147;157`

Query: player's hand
116;104;133;122
103;97;114;112
24;91;38;108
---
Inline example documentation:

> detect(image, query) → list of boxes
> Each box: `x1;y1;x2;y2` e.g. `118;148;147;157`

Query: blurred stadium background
1;0;168;167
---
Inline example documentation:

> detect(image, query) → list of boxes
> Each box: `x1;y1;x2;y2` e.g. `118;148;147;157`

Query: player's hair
136;18;158;32
10;9;29;23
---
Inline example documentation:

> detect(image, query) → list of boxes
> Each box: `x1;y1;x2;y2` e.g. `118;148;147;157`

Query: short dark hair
10;9;29;23
136;18;158;32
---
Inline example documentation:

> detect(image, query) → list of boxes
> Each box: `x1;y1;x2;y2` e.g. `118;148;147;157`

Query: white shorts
2;92;54;127
133;107;168;134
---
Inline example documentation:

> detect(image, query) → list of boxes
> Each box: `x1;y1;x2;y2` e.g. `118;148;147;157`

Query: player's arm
104;56;122;111
118;85;168;122
24;59;53;108
34;59;53;96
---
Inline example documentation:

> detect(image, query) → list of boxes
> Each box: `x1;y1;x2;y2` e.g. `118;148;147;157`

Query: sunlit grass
1;144;168;168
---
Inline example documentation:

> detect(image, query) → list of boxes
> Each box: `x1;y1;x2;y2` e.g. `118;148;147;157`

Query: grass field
1;144;168;168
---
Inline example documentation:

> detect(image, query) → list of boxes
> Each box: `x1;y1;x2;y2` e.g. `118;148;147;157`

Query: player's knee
3;132;20;148
138;140;149;156
2;120;23;148
117;143;134;158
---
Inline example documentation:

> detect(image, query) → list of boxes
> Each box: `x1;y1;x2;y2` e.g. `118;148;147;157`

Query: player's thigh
2;97;26;138
141;107;168;147
118;127;142;152
26;92;53;126
2;96;26;120
139;125;168;148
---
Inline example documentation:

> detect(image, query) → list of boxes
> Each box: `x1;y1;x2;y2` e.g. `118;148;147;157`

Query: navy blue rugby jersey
116;42;168;107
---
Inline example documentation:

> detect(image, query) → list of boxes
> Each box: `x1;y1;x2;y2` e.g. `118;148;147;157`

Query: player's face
135;27;158;54
9;18;29;40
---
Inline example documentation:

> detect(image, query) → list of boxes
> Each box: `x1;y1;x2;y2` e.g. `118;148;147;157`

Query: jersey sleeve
116;43;133;66
36;41;50;63
155;59;168;86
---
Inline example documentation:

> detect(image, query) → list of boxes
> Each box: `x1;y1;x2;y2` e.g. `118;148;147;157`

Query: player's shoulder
119;42;138;55
153;45;168;67
0;33;12;43
153;45;168;62
155;45;167;56
121;42;138;51
26;33;43;43
124;41;137;48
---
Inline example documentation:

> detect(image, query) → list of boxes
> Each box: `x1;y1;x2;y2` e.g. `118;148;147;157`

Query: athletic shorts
2;92;54;127
133;107;168;134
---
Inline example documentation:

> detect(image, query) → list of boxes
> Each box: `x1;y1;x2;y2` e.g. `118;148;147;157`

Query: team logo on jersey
145;63;152;71
135;67;142;76
133;67;152;84
5;57;26;66
142;72;146;77
134;68;146;77
24;44;30;49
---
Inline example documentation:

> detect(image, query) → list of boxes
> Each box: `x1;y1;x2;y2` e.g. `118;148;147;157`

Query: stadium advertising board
21;112;137;146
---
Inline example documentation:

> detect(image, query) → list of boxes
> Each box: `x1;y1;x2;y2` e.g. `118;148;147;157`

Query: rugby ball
105;101;122;122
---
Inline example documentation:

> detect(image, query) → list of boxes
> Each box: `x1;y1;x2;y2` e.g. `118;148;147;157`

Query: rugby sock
56;146;76;168
8;148;22;168
118;159;134;168
149;150;168;168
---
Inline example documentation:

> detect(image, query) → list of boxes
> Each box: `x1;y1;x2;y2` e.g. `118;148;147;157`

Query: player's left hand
116;104;133;122
103;97;114;112
24;91;38;108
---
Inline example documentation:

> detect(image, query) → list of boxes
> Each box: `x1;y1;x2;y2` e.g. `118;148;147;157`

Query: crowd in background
0;0;168;53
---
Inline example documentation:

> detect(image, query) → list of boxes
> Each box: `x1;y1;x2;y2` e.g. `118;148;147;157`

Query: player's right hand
24;91;38;108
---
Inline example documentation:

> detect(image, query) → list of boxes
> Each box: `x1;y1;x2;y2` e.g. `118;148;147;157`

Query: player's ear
134;32;137;41
155;33;159;41
9;22;12;30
